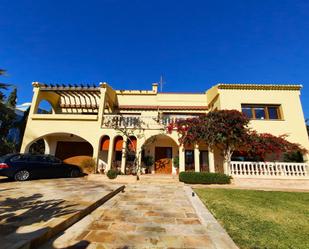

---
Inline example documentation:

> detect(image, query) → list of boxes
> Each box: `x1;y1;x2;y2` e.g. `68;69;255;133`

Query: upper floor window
241;104;281;120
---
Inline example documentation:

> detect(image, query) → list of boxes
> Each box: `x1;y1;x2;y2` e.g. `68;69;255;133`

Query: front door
155;147;172;174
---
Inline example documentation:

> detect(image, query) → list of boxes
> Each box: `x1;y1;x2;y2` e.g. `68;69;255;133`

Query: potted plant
173;156;180;174
143;155;154;174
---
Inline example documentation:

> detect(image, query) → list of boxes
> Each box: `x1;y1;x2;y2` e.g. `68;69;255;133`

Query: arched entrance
24;133;94;167
113;136;123;170
143;134;178;174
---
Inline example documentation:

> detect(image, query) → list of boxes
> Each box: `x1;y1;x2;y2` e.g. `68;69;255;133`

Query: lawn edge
184;185;239;249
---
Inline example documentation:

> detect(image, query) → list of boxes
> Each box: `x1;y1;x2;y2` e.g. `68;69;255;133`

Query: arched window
29;139;45;154
101;135;110;151
36;100;53;114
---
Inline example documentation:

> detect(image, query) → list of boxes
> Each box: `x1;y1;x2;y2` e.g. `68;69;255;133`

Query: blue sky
0;0;309;117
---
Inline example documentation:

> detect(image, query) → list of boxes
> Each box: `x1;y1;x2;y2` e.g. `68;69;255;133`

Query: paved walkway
46;181;238;249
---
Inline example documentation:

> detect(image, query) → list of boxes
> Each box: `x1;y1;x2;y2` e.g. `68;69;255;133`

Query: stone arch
112;135;124;170
97;135;110;173
28;138;47;154
24;132;94;167
142;134;179;174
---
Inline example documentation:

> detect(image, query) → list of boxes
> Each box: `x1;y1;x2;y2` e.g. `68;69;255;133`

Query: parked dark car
0;153;82;181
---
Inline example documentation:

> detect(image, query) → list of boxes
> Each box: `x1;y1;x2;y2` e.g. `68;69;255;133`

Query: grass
194;188;309;249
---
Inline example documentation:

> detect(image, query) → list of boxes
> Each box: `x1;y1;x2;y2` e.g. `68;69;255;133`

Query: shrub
80;157;96;174
173;156;179;168
143;155;154;167
283;151;304;163
179;172;231;184
107;169;118;179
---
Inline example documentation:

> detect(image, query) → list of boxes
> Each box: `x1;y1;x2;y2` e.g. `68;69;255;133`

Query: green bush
179;172;231;184
173;156;179;168
107;169;118;179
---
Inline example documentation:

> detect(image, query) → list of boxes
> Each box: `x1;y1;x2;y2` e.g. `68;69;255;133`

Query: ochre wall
215;88;309;154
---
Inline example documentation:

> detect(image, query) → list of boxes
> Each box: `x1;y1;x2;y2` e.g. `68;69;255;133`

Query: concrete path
44;181;238;249
0;177;122;249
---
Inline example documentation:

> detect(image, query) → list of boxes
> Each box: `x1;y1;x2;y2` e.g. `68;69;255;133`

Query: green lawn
194;188;309;249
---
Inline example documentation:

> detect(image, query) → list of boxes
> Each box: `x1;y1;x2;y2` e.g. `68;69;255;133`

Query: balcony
102;114;197;129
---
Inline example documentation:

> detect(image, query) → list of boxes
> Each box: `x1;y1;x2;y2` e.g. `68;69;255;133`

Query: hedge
179;172;231;184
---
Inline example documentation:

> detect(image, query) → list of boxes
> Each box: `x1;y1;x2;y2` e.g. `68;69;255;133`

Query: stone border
19;185;125;249
184;185;239;249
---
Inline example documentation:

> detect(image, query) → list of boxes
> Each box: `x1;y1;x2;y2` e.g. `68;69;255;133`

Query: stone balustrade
102;114;195;129
230;161;309;179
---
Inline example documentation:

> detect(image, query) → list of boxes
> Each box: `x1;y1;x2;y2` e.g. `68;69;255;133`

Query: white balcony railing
102;114;196;129
230;161;309;179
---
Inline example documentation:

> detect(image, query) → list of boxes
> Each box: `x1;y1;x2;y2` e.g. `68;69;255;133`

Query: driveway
45;180;238;249
0;177;122;249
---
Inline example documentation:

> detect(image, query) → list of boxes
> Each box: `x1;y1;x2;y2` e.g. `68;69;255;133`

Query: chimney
152;83;158;93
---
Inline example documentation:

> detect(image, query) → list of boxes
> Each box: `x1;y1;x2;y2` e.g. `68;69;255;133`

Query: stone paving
46;180;238;249
0;177;122;249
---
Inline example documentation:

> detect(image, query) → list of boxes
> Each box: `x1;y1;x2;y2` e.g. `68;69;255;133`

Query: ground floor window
200;150;209;172
185;150;195;171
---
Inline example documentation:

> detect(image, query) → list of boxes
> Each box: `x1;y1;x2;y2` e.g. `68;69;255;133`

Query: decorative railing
102;114;196;129
229;161;309;178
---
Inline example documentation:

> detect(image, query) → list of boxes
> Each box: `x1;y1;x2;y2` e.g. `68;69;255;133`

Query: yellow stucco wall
20;82;309;174
211;86;309;152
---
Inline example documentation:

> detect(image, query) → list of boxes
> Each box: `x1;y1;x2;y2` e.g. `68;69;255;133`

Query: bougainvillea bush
167;110;307;166
243;132;307;161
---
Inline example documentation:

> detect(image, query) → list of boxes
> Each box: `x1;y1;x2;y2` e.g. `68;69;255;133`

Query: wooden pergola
40;84;101;113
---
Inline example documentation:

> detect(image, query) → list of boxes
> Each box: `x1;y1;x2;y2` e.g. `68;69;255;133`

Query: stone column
137;148;142;174
120;137;127;174
92;141;100;173
106;136;114;171
208;147;215;173
179;145;185;172
98;83;107;127
223;161;229;175
194;144;200;172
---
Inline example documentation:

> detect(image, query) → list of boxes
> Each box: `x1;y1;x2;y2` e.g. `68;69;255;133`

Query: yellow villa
20;82;309;178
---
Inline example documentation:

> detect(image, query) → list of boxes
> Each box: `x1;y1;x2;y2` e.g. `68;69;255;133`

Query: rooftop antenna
159;74;164;92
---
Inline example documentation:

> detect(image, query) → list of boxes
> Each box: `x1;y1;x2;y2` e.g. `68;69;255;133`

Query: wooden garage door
55;141;93;166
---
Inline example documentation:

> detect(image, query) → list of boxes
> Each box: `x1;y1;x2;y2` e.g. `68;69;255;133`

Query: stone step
139;175;180;184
